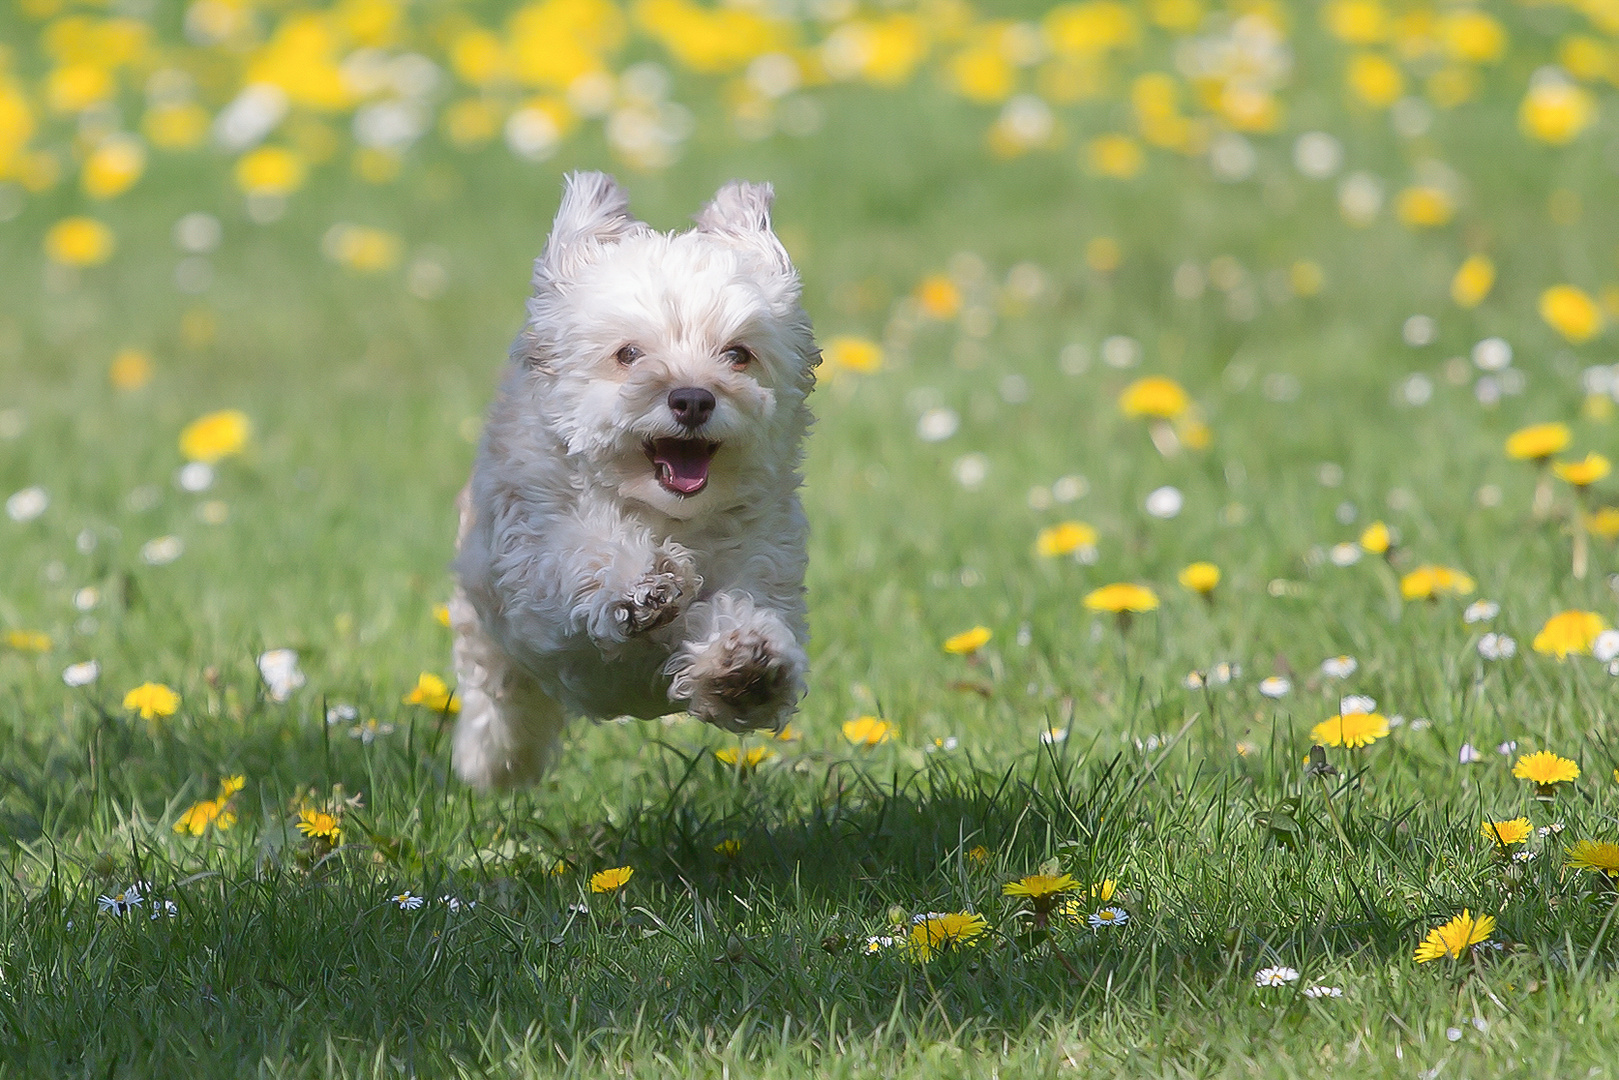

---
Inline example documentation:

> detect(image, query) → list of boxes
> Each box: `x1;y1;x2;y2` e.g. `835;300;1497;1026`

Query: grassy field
5;0;1619;1075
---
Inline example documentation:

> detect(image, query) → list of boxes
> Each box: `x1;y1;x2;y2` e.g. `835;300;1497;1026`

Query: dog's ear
535;171;645;287
694;180;797;296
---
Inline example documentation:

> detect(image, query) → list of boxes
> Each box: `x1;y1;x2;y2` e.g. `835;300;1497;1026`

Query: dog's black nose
667;387;716;429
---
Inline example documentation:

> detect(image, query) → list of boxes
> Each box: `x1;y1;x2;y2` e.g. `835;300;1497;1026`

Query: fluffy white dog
448;172;817;789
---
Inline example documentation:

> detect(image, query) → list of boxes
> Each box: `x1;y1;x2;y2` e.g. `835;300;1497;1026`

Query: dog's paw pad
617;568;688;635
710;639;790;712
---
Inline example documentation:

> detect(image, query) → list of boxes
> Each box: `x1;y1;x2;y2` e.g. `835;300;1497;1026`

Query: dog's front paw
592;548;699;644
670;619;804;732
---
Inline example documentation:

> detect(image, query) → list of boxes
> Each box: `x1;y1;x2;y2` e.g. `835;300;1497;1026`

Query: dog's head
507;172;817;521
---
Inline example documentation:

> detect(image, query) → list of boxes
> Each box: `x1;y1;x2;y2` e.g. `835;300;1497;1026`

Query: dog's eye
722;345;753;369
615;344;642;366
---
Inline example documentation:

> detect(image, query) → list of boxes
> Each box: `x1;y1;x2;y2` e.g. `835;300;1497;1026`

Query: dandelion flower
178;410;251;464
1118;376;1190;419
173;798;236;836
714;745;776;769
1088;907;1129;929
1532;611;1608;658
1540;285;1605;344
1554;453;1610;488
295;808;341;843
1035;521;1097;558
1414;910;1495;962
1359;520;1392;554
905;911;987;961
4;629;51;653
714;838;742;858
123;682;180;720
1003;873;1079;914
1566;839;1619;878
1399;565;1475;600
590;866;634;893
1310;712;1389;749
843;716;894;746
1480;817;1532;847
1450;255;1494;308
823;336;883;374
1083;583;1159;613
1255;965;1300;987
943;626;991;654
1512;750;1579;792
1505;423;1571;462
1178;562;1220;594
44;217;115;267
402;672;459;713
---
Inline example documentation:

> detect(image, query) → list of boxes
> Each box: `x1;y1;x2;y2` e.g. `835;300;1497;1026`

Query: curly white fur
450;172;817;789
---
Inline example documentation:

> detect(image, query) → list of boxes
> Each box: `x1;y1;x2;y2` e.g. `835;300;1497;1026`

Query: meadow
4;0;1619;1075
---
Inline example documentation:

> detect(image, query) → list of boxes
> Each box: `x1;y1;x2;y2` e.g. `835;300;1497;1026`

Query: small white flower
6;486;47;523
1511;849;1537;863
1184;670;1206;690
349;718;395;744
1303;985;1344;998
327;703;359;725
1463;599;1499;624
1041;726;1068;744
1328;542;1362;567
150;899;179;919
257;649;305;702
1339;694;1376;715
1446;1027;1463;1043
1255;965;1301;987
1496;740;1517;756
1259;676;1292;698
864;935;895;954
62;660;100;687
98;886;143;916
176;462;215;492
1458;743;1483;764
440;895;474;912
1478;633;1517;660
1210;662;1238;685
1538;822;1565;837
1144;486;1183;519
926;736;959;752
952;453;989;489
141;535;184;565
1593;630;1619;663
74;586;99;611
1320;656;1357;679
393;891;425;911
1088;907;1129;928
916;408;959;442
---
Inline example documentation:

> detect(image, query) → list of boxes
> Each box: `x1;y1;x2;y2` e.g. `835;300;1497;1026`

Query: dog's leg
665;592;806;732
449;587;567;789
576;539;700;648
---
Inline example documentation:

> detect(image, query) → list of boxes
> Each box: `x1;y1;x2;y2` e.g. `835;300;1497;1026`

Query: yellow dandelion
1540;285;1605;345
1359;520;1392;554
1520;79;1594;145
1450;255;1495;308
714;745;776;769
402;672;459;713
714;838;742;858
44;216;115;267
842;716;894;747
1310;712;1390;749
123;682;180;720
1177;562;1220;594
174;798;236;836
1532;610;1607;658
295;807;341;843
905;911;987;961
1480;817;1532;847
1035;521;1097;558
109;348;153;391
1554;453;1610;488
234;145;306;197
1118;376;1190;419
1506;423;1571;461
915;275;961;320
823;336;883;374
1566;839;1619;878
179;410;251;464
1512;750;1579;786
1414;910;1495;962
1002;873;1079;900
1399;565;1475;601
943;626;992;654
589;866;634;893
1083;583;1160;613
4;630;51;653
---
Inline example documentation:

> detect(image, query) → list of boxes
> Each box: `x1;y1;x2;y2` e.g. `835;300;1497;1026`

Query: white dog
448;172;818;789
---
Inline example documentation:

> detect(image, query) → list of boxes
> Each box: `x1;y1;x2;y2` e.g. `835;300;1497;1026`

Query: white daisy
1478;633;1517;660
1339;694;1376;715
1593;630;1619;663
150;899;179;919
1258;676;1291;698
393;891;425;911
1496;740;1517;755
1458;743;1483;764
1303;985;1344;998
440;895;474;912
864;935;895;954
1463;599;1499;624
257;649;305;702
62;660;100;687
1088;907;1129;929
1041;726;1068;744
1320;656;1357;679
1329;542;1362;567
98;885;143;916
1254;965;1300;987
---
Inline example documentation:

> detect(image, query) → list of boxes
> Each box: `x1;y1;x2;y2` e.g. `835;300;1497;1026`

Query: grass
5;4;1619;1075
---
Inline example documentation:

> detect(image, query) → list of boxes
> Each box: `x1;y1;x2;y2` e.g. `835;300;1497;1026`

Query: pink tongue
652;440;714;494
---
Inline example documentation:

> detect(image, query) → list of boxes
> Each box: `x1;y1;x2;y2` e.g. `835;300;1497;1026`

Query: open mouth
645;438;719;496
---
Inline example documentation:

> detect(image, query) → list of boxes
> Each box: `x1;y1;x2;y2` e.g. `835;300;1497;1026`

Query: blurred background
2;0;1617;754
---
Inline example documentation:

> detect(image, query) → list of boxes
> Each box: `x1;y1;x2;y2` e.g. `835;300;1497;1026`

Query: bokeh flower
1035;521;1097;559
1399;565;1475;601
403;672;459;713
1532;611;1607;658
1539;285;1604;344
44;217;115;266
1118;376;1190;419
1505;423;1571;462
1084;583;1159;614
123;682;180;720
1310;712;1389;749
1554;453;1610;488
1178;562;1221;595
843;716;894;746
943;626;991;654
179;410;251;463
